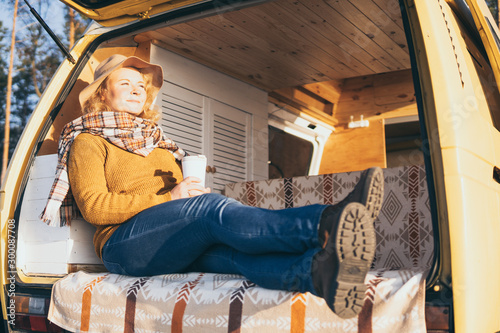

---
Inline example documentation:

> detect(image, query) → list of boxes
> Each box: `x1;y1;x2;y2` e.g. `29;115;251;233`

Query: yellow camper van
1;0;499;331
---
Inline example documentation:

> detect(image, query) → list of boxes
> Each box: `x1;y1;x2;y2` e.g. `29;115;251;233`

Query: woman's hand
170;176;211;200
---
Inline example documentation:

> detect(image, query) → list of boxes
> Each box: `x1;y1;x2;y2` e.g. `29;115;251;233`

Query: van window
472;54;500;131
460;13;500;131
385;117;424;168
268;125;313;179
70;0;122;8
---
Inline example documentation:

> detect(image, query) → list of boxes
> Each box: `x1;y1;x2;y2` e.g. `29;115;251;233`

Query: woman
41;54;384;319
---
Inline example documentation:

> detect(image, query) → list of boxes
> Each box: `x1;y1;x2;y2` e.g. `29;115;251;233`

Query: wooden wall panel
334;69;417;125
318;119;386;174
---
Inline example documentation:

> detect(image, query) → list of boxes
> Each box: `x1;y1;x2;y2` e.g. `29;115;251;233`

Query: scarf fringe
39;200;67;227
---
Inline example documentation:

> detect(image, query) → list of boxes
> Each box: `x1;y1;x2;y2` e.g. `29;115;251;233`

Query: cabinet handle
206;166;217;173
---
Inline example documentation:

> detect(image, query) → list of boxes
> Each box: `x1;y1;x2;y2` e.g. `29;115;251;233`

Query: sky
0;0;69;75
0;1;69;127
1;1;67;36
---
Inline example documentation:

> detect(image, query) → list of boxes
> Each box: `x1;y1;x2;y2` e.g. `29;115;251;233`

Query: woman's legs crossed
185;244;319;294
102;193;326;276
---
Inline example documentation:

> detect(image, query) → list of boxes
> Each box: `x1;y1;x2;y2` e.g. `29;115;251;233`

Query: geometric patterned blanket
49;270;426;332
48;165;431;332
224;164;434;272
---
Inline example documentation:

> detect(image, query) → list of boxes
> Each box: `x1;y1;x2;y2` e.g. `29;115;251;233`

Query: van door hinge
137;8;152;20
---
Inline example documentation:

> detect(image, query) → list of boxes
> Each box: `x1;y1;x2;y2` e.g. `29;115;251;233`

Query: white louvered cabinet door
159;83;204;156
208;99;250;193
158;82;251;193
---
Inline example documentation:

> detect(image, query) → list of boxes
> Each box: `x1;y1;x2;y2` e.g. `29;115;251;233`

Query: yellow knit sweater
68;133;183;258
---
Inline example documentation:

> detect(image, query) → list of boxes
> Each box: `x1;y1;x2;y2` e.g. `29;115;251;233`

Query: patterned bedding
49;270;425;332
48;165;432;332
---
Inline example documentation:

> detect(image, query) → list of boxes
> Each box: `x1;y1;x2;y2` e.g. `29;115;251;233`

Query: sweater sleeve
67;135;173;226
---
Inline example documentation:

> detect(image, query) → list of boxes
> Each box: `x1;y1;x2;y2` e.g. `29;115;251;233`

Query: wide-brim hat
79;54;164;108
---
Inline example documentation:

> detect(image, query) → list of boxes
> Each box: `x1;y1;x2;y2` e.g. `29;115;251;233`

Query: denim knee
194;193;239;205
184;193;240;216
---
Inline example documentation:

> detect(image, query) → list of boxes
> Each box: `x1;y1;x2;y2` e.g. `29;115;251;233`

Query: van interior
14;0;452;331
39;0;422;172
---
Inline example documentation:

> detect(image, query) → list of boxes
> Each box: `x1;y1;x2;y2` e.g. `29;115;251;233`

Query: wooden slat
148;30;286;90
301;80;343;105
175;20;311;85
135;0;411;94
297;0;403;72
335;69;417;125
371;0;405;30
261;1;366;79
272;87;334;116
347;0;408;52
326;0;410;67
275;0;379;76
374;70;416;104
213;163;246;178
184;18;315;87
220;9;337;84
229;3;354;80
161;105;202;129
268;93;338;127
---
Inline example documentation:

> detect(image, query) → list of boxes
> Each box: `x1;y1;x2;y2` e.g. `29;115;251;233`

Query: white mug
182;155;207;187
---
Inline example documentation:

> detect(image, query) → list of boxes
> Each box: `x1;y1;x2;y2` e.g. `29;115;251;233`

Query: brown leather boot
318;167;384;246
312;202;376;319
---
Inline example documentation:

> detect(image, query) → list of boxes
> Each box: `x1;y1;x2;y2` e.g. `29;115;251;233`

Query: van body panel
407;0;500;331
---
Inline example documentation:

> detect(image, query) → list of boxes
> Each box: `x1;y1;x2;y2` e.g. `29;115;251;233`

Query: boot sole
361;167;384;220
329;202;376;319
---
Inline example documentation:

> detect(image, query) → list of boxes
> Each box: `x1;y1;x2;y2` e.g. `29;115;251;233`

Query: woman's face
103;67;147;115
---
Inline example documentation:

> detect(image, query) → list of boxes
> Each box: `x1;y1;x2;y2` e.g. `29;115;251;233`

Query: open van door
403;0;500;331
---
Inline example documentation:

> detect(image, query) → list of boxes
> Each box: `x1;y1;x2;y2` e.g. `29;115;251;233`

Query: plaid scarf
40;111;186;227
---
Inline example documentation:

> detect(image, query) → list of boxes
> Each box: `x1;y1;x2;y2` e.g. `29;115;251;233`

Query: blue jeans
102;193;327;294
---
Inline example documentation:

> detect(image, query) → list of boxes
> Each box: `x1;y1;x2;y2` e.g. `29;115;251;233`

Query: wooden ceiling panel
321;0;409;68
138;0;411;92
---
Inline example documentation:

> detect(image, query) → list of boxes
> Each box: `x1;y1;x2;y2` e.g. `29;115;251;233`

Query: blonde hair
82;67;160;122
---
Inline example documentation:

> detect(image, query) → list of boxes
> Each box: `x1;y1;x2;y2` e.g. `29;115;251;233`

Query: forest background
0;0;498;181
0;0;88;180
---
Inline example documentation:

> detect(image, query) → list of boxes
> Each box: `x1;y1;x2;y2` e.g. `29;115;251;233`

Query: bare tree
2;0;19;181
69;7;75;49
65;5;89;49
